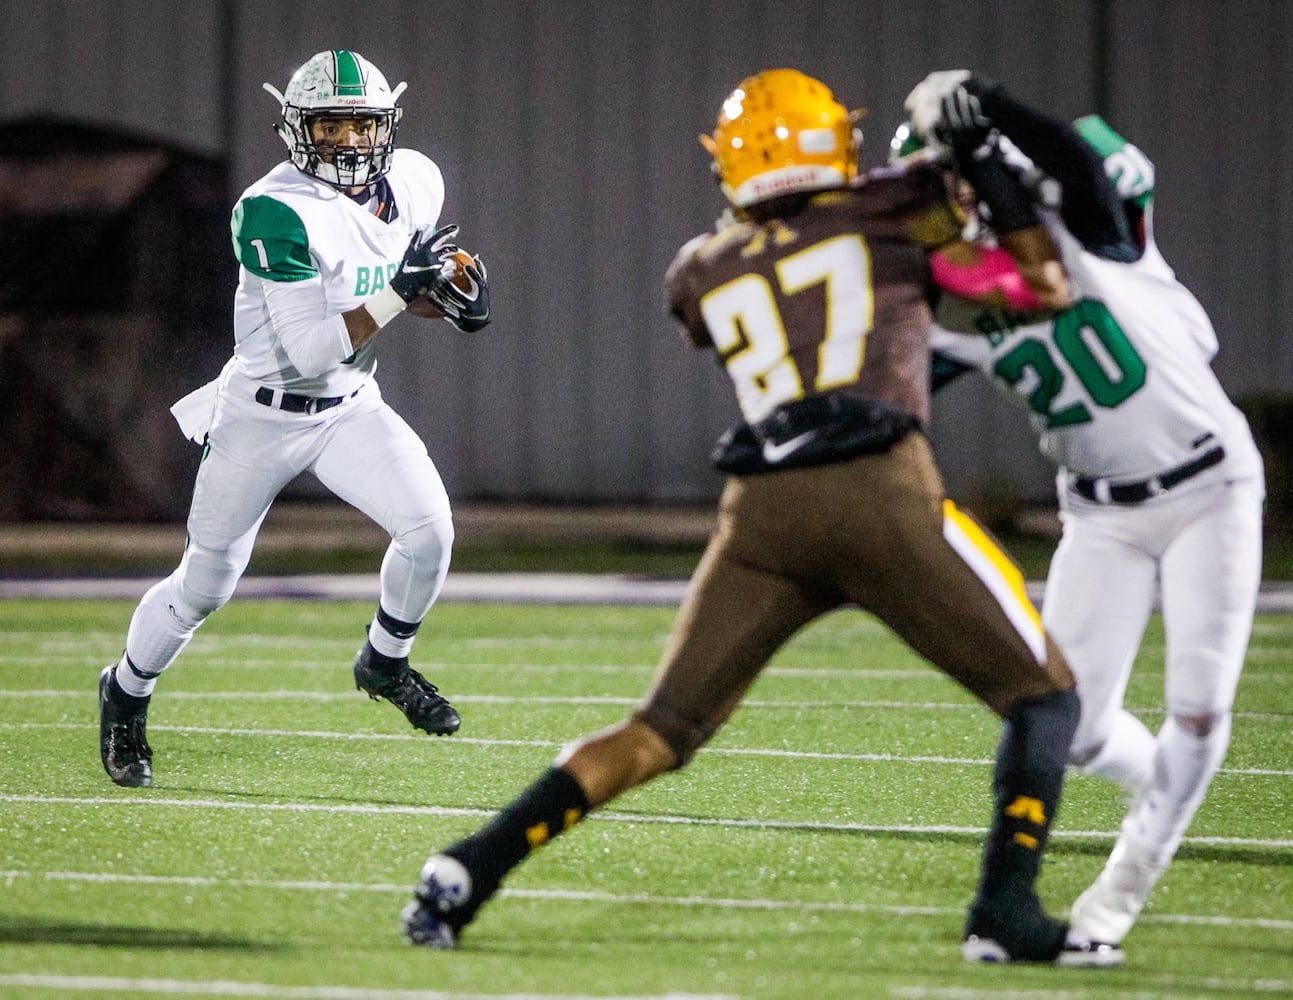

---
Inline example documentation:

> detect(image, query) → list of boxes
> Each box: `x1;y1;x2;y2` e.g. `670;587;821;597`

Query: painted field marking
2;794;1291;849
5;719;1287;781
3;869;1291;934
5;718;1291;778
0;974;737;1000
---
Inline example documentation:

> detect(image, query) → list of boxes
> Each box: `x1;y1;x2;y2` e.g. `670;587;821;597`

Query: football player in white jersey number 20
905;72;1265;951
98;50;490;789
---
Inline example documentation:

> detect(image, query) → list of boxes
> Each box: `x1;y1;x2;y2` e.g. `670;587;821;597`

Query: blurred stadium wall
1;0;1288;525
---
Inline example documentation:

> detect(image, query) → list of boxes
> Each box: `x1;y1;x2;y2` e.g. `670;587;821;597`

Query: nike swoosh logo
761;431;816;464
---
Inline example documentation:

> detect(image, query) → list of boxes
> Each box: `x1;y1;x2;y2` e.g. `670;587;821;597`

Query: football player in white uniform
903;73;1266;950
98;50;490;788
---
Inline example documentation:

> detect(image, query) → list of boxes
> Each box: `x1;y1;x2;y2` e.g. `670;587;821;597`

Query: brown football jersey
666;162;960;428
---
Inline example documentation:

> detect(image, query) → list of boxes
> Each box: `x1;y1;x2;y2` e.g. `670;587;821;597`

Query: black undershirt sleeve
978;88;1141;262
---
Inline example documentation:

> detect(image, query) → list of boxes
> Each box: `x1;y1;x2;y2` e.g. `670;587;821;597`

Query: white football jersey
931;211;1261;483
228;149;446;396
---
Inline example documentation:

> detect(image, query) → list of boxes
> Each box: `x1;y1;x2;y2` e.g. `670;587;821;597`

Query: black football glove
389;224;462;304
957;135;1041;235
428;251;490;333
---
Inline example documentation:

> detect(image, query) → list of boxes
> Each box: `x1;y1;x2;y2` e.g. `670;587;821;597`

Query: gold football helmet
700;69;863;208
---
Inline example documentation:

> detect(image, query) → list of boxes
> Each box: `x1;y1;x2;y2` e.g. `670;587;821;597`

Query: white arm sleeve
262;277;356;377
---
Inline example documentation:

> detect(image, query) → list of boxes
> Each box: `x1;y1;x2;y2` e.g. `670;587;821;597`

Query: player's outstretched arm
909;72;1138;261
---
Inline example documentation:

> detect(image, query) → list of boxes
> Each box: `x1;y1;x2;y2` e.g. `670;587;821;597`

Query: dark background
2;0;1289;524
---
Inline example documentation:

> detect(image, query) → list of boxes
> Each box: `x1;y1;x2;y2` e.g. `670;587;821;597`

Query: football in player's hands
407;249;484;319
429;245;490;332
443;249;482;294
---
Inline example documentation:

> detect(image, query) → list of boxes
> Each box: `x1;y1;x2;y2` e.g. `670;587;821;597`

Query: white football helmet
264;50;407;189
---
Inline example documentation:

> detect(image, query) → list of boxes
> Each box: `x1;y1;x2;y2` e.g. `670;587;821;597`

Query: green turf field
1;598;1290;999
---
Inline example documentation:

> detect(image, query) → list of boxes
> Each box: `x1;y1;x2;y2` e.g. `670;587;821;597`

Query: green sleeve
230;196;317;281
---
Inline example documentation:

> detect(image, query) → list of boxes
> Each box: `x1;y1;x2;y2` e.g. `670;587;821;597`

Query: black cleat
354;643;461;735
99;665;153;788
965;929;1124;967
962;889;1070;964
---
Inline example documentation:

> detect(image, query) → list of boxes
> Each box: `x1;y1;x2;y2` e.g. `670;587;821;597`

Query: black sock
362;639;405;672
977;688;1079;904
109;665;151;712
446;767;591;906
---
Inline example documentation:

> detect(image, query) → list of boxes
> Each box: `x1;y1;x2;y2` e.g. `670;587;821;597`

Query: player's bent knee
177;541;245;617
146;574;209;630
397;514;454;565
1173;710;1225;737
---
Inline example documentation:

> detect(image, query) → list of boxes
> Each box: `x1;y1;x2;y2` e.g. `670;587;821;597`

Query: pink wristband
931;245;1043;312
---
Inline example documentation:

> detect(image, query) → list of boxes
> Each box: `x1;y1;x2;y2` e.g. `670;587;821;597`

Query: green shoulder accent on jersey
1072;114;1155;209
1072;115;1127;157
231;196;317;281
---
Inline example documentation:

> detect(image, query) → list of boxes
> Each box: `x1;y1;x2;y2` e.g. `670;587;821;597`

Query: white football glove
903;69;972;139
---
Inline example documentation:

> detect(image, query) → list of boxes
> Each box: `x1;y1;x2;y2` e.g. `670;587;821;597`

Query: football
444;249;478;293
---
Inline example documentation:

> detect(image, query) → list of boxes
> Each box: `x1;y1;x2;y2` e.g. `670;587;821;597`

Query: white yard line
5;719;1291;776
5;646;1293;681
0;693;992;711
3;689;1292;726
4;870;1291;933
1;869;1289;934
2;794;1291;848
4;573;1293;611
890;979;1293;1000
0;974;737;1000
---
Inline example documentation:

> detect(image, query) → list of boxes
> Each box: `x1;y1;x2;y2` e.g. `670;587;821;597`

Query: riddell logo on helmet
746;167;838;199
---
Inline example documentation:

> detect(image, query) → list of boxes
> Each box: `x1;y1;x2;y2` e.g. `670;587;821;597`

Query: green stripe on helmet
888;121;927;164
333;50;365;96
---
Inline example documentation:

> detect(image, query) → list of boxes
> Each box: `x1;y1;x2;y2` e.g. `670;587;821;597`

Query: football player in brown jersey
402;69;1117;967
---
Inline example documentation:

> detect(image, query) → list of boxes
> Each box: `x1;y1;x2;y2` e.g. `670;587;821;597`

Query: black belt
254;386;357;415
1073;446;1226;504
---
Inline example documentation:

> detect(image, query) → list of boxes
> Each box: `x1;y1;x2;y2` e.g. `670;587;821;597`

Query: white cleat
1056;935;1126;968
962;933;1125;967
1069;838;1165;947
403;855;474;949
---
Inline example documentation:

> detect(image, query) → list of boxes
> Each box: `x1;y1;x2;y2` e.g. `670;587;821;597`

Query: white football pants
1045;469;1263;864
119;377;453;693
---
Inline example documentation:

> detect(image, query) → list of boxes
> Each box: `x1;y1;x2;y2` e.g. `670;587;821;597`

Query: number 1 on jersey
700;234;874;421
249;238;271;272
